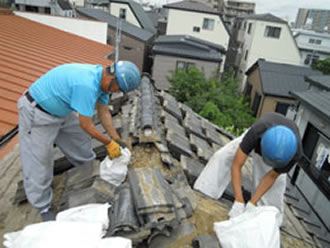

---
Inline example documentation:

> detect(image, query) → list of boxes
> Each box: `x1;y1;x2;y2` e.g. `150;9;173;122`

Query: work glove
115;139;127;148
228;201;245;219
244;201;256;212
105;140;121;159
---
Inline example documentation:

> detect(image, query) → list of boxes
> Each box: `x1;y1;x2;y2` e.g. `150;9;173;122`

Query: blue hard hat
261;125;298;168
115;61;141;92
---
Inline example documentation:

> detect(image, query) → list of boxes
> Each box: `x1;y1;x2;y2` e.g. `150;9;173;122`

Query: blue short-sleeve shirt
29;63;109;117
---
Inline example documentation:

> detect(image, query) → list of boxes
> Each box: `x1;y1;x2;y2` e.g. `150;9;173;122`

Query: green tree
311;58;330;75
168;67;255;135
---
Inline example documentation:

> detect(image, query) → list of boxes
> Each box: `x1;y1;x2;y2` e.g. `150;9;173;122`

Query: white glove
244;201;256;212
228;201;245;219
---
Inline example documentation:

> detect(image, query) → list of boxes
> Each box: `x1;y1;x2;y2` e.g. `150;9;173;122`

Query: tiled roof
76;7;154;41
152;35;225;62
0;11;113;140
243;13;287;24
246;60;322;97
57;0;72;10
305;75;330;91
163;0;219;15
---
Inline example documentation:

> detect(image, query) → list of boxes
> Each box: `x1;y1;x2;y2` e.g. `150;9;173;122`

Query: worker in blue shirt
17;61;140;221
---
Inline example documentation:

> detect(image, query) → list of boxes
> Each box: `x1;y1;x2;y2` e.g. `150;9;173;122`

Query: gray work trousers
17;95;95;210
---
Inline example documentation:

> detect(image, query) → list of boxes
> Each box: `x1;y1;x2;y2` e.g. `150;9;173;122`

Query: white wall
14;12;108;44
239;20;301;89
166;9;229;50
110;3;141;28
69;0;84;7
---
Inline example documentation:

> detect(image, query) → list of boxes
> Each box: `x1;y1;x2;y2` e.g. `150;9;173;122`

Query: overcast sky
146;0;329;23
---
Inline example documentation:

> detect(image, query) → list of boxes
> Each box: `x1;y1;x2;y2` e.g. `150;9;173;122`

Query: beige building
245;59;321;118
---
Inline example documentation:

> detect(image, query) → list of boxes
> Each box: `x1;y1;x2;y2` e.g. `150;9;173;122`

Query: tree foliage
311;58;330;75
168;67;255;135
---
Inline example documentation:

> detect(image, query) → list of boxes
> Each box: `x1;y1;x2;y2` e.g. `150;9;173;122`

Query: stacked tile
58;161;116;210
189;133;213;163
183;112;205;140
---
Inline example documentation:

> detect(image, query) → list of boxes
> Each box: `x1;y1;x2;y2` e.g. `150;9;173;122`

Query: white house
293;29;330;67
109;0;156;34
163;0;230;73
234;13;301;90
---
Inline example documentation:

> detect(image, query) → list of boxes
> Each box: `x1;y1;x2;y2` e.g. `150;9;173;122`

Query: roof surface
0;75;327;247
163;0;219;15
305;75;330;91
110;0;156;34
247;60;322;97
0;11;113;139
58;0;72;10
76;7;154;41
152;35;225;62
243;13;287;24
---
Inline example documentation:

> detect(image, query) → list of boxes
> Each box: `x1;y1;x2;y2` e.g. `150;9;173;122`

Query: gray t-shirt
240;112;302;173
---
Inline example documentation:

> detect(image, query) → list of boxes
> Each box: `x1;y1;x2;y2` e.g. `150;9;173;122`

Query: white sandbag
214;206;280;248
3;221;104;248
56;203;110;236
98;237;132;248
100;148;131;186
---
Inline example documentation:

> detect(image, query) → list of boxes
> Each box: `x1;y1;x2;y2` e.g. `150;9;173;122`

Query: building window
275;102;290;116
251;92;261;116
243;21;247;31
244;49;249;61
304;54;319;65
264;26;281;38
247;23;252;34
193;26;200;32
119;8;126;19
309;38;322;44
203;18;215;30
176;61;195;72
176;61;186;71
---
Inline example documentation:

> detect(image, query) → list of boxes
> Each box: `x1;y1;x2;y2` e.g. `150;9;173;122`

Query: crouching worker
18;61;140;221
194;112;302;225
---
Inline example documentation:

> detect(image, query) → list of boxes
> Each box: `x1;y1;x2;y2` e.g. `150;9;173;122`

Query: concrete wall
15;11;108;44
152;54;221;91
15;0;51;7
69;0;84;7
110;2;141;28
166;8;229;50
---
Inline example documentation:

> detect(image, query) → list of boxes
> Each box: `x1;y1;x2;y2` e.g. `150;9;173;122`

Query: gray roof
246;60;322;97
152;35;225;62
163;0;219;15
110;0;156;34
76;7;154;41
291;89;330;120
58;0;72;10
305;75;330;91
243;13;287;24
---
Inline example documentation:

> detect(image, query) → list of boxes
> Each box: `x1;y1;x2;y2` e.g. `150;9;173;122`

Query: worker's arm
249;169;280;205
231;147;248;203
96;102;120;140
78;114;111;145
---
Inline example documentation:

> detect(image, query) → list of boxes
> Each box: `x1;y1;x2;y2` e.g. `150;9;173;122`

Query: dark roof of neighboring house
291;88;330;120
152;35;225;62
58;0;72;10
110;0;156;34
242;13;287;24
76;7;154;41
246;59;322;97
305;75;330;91
0;10;113;157
163;0;219;15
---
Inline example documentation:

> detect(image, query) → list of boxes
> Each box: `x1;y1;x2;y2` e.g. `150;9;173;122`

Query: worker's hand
228;201;245;219
105;140;121;159
115;139;127;148
245;201;256;212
